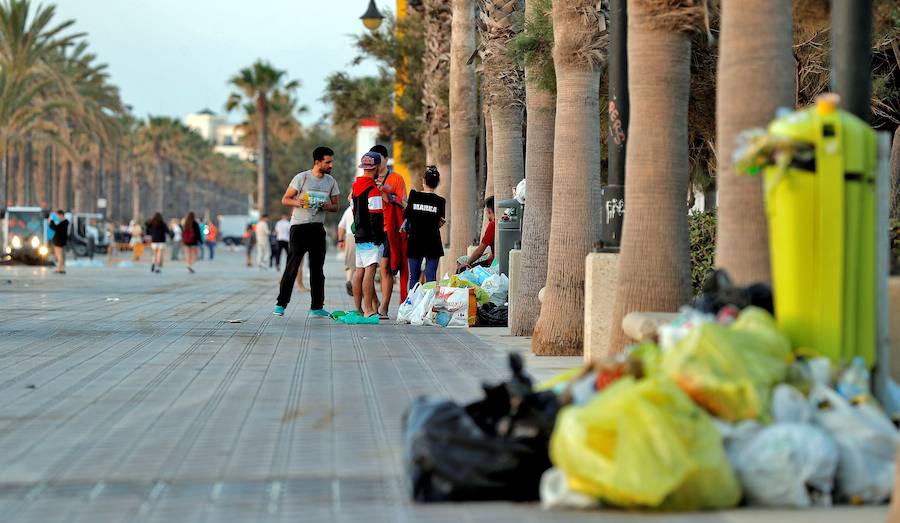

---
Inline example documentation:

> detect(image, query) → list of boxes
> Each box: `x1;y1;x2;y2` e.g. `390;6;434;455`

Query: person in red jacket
370;145;409;318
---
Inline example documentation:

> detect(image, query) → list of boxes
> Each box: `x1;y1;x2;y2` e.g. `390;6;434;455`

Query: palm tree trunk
74;160;87;212
890;125;899;221
491;106;524;204
154;152;164;214
714;0;794;286
434;128;452;247
511;77;555;336
532;65;600;355
258;104;269;216
111;147;121;221
608;0;696;353
132;166;141;221
484;107;494;199
11;144;21;205
1;143;8;207
98;145;105;215
62;160;72;211
24;136;33;206
42;146;52;209
449;0;479;262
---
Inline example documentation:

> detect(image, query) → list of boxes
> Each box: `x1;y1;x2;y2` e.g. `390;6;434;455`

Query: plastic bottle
836;356;870;402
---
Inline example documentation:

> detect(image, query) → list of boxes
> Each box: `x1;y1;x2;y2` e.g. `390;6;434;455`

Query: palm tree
510;0;555;336
226;60;299;216
423;0;453;245
477;0;525;203
607;0;705;353
531;0;606;356
714;0;794;286
449;0;480;263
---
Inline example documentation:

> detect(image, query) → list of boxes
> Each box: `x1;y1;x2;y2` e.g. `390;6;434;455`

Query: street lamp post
360;0;411;191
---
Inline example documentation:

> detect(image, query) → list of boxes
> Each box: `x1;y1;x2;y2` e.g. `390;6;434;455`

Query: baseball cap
358;151;382;170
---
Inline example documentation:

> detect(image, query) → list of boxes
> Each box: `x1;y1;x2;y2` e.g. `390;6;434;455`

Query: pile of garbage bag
402;269;898;511
396;268;510;328
538;304;898;511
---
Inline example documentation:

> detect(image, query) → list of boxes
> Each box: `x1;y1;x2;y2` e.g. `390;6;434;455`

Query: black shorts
381;236;400;274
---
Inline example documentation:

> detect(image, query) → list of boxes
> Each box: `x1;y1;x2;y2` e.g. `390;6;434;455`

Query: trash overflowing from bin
403;274;899;511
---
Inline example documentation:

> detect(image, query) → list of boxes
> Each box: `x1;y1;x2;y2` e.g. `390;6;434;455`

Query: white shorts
355;242;383;268
151;242;165;251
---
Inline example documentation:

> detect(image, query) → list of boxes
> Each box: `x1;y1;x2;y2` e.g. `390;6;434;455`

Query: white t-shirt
289;170;340;225
338;206;354;234
274;219;291;241
171;223;182;242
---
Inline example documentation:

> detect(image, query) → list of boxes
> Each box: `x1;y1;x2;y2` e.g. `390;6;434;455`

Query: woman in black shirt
404;166;446;288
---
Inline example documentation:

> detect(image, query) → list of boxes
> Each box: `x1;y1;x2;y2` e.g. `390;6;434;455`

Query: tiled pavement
0;250;889;522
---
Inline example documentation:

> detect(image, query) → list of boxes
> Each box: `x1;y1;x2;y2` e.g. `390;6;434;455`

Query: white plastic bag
410;288;436;326
732;423;839;507
772;384;813;424
539;468;598;510
809;385;899;503
481;274;509;306
397;283;423;324
431;286;470;328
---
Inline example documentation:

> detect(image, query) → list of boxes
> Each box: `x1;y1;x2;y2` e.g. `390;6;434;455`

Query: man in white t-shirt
272;214;291;271
273;146;341;317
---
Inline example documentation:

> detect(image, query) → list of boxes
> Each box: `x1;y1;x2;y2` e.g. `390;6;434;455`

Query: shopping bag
397;283;424;324
550;376;741;510
661;307;791;421
431;286;470;328
411;287;436;326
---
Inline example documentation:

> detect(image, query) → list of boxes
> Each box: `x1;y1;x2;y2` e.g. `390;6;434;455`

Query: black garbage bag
477;303;508;327
403;353;559;502
693;269;774;315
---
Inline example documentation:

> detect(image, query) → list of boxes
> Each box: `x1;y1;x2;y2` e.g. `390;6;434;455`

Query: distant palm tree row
0;0;252;223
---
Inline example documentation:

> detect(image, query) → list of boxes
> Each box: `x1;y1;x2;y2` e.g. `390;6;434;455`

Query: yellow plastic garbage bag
661;307;791;422
550;376;741;510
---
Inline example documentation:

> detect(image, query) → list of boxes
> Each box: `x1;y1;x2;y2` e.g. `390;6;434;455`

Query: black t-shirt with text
405;190;445;259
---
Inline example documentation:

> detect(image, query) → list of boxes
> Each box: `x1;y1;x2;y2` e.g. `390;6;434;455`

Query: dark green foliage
689;210;717;295
509;0;555;94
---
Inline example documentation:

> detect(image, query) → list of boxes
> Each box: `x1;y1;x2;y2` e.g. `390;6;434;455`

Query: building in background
355;119;382;178
185;110;253;162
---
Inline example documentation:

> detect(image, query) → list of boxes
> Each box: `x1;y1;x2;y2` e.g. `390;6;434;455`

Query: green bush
689;210;717;296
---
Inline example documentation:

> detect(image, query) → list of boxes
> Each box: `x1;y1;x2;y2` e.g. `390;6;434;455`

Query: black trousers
272;240;289;267
277;223;326;310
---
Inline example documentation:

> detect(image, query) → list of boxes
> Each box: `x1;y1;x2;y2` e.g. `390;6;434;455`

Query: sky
53;0;383;126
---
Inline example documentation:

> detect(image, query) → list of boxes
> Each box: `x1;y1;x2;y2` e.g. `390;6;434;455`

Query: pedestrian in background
405;166;445;287
130;220;143;261
271;214;288;271
182;211;202;273
206;220;218;260
243;223;256;267
49;210;69;274
255;214;271;269
145;212;172;274
169;219;182;261
337;205;355;296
